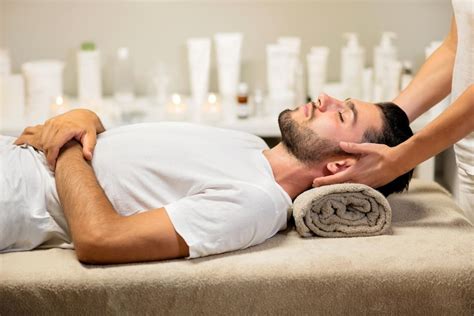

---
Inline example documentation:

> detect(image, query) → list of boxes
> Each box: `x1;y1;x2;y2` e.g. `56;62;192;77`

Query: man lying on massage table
0;93;413;264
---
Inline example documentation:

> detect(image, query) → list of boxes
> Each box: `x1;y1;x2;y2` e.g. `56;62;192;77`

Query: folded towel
292;183;392;237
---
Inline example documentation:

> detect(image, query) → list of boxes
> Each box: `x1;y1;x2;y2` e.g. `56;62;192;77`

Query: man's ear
325;157;357;175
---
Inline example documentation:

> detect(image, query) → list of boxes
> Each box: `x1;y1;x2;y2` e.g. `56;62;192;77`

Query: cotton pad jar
22;60;64;125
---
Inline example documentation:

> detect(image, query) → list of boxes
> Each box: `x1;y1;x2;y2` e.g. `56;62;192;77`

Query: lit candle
201;93;221;123
165;93;188;121
50;95;70;116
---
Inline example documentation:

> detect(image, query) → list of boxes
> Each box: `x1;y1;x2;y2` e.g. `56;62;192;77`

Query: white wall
0;0;4;48
3;0;452;96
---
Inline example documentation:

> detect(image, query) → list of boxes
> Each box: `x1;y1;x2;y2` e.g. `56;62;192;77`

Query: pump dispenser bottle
77;42;102;105
400;61;413;91
341;33;365;99
374;32;398;99
114;47;135;103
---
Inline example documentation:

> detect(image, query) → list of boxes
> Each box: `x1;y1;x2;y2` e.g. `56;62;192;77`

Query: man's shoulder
202;180;290;212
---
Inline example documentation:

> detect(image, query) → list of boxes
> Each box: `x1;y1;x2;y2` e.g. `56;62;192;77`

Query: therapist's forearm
394;17;457;122
395;84;474;173
55;142;120;257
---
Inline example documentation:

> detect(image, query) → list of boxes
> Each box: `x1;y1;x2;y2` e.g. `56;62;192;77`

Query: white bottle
114;47;135;103
400;61;413;91
362;67;374;102
187;38;211;109
294;61;306;106
252;88;265;117
341;33;365;99
151;62;169;107
236;82;250;119
214;33;243;99
307;47;329;101
266;44;294;115
277;37;301;92
374;32;398;99
0;49;11;77
385;60;402;101
77;42;102;105
22;60;64;124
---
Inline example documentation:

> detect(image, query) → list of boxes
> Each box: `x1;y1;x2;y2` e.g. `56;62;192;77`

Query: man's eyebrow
345;98;358;125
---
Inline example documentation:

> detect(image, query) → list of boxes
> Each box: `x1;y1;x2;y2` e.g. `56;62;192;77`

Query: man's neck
263;143;326;200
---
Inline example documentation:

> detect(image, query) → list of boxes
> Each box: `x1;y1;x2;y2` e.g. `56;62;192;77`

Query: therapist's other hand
312;141;402;189
14;109;105;170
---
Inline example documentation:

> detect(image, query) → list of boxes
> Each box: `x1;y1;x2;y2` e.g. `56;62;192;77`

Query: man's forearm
55;142;120;256
55;141;189;264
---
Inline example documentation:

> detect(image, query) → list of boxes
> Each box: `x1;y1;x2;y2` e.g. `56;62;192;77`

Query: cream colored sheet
0;179;472;315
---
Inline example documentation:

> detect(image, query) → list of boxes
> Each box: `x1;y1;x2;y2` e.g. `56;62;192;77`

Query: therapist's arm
55;141;189;264
313;84;474;189
394;83;474;167
394;15;457;122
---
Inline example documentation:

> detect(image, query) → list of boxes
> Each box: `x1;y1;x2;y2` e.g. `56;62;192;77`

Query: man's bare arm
55;141;189;264
15;109;106;169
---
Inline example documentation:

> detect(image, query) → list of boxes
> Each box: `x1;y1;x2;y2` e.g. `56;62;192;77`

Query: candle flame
55;96;64;105
172;94;181;105
208;93;217;104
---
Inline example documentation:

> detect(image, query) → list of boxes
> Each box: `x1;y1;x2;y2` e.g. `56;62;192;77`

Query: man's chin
277;109;292;131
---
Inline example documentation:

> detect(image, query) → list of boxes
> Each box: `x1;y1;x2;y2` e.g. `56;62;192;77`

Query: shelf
0;97;282;138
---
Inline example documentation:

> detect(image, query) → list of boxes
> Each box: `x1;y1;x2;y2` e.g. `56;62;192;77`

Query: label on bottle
237;104;249;119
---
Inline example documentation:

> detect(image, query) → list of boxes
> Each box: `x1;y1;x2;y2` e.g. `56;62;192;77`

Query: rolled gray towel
293;183;392;237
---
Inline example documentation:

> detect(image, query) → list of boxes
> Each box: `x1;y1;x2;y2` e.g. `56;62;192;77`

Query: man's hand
14;109;105;170
312;141;404;188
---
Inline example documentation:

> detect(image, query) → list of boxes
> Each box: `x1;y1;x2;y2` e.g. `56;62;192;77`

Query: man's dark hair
362;102;414;197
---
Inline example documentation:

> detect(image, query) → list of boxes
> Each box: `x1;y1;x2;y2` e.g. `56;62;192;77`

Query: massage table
0;179;472;315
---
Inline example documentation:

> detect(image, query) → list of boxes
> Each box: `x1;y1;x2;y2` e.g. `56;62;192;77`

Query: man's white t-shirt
2;123;292;258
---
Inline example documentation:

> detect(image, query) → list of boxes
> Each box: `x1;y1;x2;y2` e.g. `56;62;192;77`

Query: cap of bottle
117;47;130;60
343;33;361;50
379;32;397;50
81;42;96;51
238;82;248;96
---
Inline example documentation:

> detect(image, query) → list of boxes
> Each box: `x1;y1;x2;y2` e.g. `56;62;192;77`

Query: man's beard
278;109;344;164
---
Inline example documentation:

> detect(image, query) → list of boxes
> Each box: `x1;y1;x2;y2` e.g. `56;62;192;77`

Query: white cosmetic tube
306;46;329;100
187;38;211;116
266;44;294;116
277;37;301;89
214;33;243;98
278;37;301;54
266;44;292;95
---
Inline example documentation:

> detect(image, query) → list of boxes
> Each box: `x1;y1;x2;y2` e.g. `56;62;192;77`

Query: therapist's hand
312;141;404;189
14;109;105;170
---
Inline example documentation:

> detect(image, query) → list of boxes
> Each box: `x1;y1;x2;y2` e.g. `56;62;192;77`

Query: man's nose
317;93;344;112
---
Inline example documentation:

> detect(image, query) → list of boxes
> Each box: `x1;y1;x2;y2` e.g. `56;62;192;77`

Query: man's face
278;93;383;163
